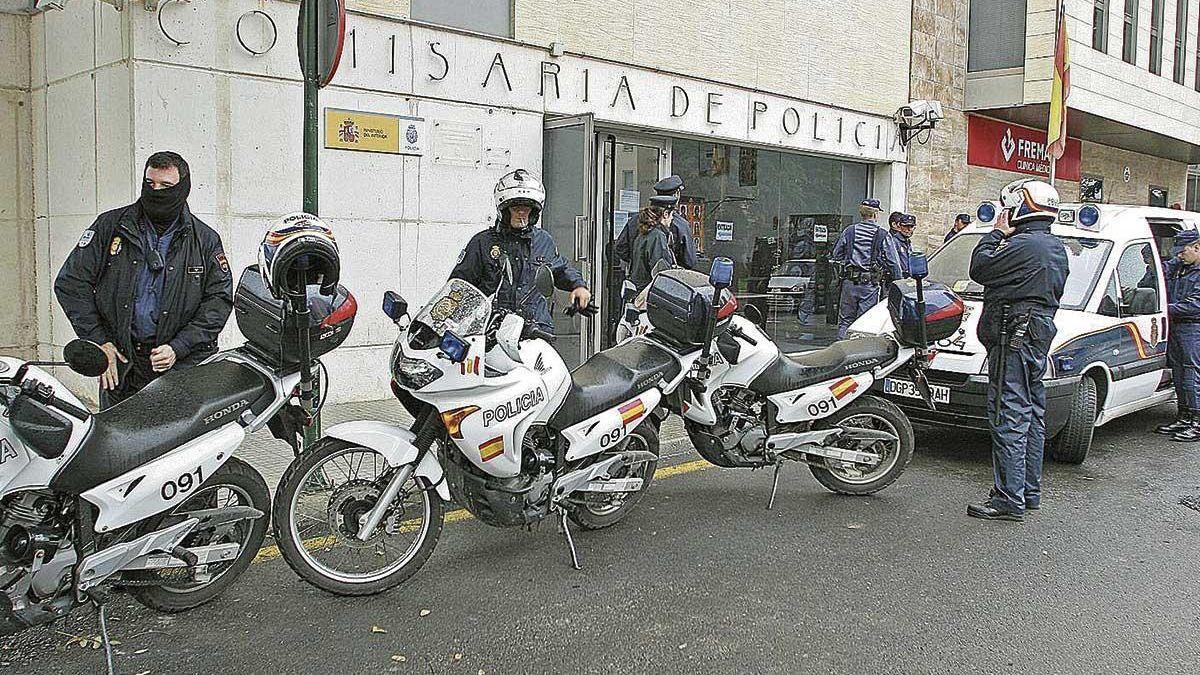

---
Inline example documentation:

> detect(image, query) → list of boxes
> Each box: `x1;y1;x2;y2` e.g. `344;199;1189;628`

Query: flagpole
1050;157;1057;185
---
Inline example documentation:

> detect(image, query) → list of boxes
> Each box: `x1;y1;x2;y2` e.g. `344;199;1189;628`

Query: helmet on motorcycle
999;178;1060;227
258;212;341;299
494;169;545;230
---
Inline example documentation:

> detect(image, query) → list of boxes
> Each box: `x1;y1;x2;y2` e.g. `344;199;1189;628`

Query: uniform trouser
1167;324;1200;414
837;281;883;339
985;332;1050;513
98;341;160;409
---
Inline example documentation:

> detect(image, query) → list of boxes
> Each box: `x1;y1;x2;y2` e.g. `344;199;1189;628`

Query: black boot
967;502;1024;522
1156;410;1192;435
1172;418;1200;442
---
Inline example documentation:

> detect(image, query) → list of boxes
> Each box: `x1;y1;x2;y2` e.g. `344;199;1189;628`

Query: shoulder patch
214;251;229;274
77;230;94;248
457;248;467;265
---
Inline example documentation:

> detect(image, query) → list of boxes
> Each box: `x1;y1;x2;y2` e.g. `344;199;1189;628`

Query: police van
849;203;1200;463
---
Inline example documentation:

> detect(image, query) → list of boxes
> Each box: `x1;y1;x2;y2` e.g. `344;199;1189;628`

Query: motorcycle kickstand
555;507;582;571
766;461;784;511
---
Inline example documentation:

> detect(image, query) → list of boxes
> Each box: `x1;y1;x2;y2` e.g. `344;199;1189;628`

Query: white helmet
494;169;545;229
999;178;1060;227
258;212;341;299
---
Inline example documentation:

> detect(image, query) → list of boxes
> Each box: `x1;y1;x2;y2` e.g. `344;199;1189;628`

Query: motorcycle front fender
324;421;450;501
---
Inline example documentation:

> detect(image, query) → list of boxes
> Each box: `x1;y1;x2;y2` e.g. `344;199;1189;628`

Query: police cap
898;213;917;227
861;198;883;211
955;213;973;224
1176;229;1200;246
649;195;678;208
653;175;685;194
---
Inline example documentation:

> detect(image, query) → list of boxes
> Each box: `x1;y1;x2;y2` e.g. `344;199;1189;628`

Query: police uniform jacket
616;211;698;271
891;230;913;279
450;223;586;332
628;226;673;289
54;203;233;368
968;221;1069;348
1165;258;1200;323
830;220;904;281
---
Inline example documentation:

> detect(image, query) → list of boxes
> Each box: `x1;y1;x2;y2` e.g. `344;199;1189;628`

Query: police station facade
2;0;915;402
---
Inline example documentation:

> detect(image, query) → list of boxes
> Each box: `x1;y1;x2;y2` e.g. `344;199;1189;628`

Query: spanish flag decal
459;356;481;375
619;399;646;427
479;435;504;462
829;377;858;401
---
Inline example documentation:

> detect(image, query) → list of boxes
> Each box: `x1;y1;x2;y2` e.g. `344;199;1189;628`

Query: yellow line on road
252;456;713;565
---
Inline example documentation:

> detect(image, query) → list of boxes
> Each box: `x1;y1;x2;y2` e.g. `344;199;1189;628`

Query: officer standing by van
1155;229;1200;441
944;213;972;243
54;151;233;408
967;179;1068;521
830;199;904;338
451;169;592;335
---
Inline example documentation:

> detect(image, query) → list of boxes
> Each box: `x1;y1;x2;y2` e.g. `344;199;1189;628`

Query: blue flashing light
977;202;997;224
909;252;929;280
709;257;734;289
1078;205;1101;228
439;331;469;363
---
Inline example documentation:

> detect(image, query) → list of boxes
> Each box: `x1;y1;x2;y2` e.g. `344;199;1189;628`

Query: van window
928;233;1112;311
1098;276;1121;318
1111;243;1161;316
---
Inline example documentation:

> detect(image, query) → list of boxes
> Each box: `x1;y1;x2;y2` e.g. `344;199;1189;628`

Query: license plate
883;378;950;404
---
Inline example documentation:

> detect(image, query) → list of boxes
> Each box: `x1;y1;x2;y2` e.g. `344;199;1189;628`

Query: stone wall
0;13;36;358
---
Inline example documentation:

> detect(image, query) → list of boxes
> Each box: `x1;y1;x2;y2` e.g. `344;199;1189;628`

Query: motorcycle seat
50;360;276;494
749;336;898;396
549;338;681;431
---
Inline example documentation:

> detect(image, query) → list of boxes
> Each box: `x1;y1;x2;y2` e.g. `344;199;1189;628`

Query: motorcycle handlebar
563;300;599;318
729;325;758;346
527;327;557;343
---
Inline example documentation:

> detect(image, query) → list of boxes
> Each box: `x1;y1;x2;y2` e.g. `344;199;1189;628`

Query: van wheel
1049;375;1097;464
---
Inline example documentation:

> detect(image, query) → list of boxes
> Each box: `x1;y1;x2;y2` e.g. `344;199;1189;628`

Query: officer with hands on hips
830;198;904;338
1155;229;1200;441
967;179;1069;522
450;169;593;335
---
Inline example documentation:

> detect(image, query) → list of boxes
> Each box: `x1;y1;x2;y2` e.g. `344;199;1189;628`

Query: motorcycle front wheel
810;395;914;495
272;438;444;596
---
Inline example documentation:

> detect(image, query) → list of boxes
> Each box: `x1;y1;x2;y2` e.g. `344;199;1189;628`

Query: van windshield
928;233;1112;310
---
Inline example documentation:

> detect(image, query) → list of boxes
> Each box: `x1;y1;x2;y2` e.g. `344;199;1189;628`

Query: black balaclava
139;152;191;233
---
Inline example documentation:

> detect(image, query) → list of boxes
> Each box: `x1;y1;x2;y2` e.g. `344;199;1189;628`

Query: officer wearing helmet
1155;229;1200;442
967;179;1069;522
830;198;905;338
450;170;592;334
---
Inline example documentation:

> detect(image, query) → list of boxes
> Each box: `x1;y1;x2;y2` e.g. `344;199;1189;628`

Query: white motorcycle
272;272;670;595
651;255;962;506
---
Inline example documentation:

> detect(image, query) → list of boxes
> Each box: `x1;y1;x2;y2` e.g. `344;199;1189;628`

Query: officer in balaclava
55;152;233;408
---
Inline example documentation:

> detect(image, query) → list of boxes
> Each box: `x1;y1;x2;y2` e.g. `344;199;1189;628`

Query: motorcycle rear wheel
128;457;270;612
810;395;914;495
567;421;660;530
272;438;444;596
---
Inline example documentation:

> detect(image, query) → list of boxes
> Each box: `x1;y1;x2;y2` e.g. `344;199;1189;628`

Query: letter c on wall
157;0;190;47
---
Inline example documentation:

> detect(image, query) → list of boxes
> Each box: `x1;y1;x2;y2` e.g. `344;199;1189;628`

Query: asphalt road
8;403;1200;674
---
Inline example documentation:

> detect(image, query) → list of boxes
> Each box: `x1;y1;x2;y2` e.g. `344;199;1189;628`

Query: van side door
1096;241;1169;408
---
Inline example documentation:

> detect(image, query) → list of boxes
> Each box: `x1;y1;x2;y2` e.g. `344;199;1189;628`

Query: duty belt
842;267;881;284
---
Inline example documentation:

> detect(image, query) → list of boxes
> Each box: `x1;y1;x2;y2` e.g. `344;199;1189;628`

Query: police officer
54;151;232;408
450;169;592;334
967;179;1069;521
830;198;904;338
615;175;698;271
1155;229;1200;441
890;213;917;279
944;213;972;243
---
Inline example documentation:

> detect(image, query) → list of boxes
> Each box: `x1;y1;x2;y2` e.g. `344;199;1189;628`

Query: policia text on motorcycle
830;199;905;339
967;179;1069;522
1155;229;1200;442
450;169;593;333
54;152;233;408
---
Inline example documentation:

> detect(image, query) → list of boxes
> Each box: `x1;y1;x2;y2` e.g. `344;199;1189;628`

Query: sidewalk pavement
238;398;695;488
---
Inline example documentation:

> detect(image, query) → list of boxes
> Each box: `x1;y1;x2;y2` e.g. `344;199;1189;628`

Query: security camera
895;100;944;147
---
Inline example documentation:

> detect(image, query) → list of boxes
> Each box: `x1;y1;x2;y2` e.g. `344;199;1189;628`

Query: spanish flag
1047;1;1071;162
619;398;646;427
829;377;858;401
479;436;504;462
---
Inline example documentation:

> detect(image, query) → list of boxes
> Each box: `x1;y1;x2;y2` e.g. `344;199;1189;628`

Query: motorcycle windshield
412;278;491;338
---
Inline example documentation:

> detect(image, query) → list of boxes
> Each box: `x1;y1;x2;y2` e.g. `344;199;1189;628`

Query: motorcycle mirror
909;252;929;280
742;303;766;328
63;339;109;378
496;314;524;363
534;265;555;299
382;291;408;322
709;257;734;290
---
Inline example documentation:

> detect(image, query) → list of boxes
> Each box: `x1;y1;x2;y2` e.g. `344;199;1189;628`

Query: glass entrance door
598;134;666;348
542;114;597;369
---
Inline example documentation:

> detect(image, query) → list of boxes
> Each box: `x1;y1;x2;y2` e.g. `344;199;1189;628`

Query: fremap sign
966;115;1081;181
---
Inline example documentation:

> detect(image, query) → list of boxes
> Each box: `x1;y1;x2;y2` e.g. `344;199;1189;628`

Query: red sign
967;115;1081;182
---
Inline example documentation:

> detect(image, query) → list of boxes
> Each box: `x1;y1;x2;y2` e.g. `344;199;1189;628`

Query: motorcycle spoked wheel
126;457;270;612
809;395;914;496
566;422;660;530
272;438;444;597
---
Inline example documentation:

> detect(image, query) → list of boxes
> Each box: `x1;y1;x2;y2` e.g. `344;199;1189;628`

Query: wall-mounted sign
715;220;734;242
324;108;426;155
966;115;1081;182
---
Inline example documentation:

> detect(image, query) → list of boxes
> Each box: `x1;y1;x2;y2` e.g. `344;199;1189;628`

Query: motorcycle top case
234;265;357;369
886;279;964;347
646;269;736;347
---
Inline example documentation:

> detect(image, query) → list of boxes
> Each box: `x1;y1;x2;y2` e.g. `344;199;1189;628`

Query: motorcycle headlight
393;354;443;390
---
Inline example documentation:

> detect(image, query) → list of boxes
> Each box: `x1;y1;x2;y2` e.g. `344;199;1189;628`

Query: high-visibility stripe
480;436;504;461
